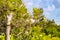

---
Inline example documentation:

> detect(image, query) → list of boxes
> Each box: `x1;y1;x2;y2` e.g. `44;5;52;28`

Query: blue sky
22;0;60;25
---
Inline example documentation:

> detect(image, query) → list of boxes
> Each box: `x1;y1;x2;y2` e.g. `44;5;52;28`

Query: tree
0;0;29;40
33;8;47;28
33;8;43;19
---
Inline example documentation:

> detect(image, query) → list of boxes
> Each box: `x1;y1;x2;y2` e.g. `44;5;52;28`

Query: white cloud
57;0;60;4
44;4;55;14
28;2;33;5
55;20;60;25
46;5;55;12
22;0;33;14
43;4;55;19
25;2;33;7
23;0;33;6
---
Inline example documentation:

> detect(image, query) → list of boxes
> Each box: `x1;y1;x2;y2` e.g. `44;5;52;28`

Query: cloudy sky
22;0;60;25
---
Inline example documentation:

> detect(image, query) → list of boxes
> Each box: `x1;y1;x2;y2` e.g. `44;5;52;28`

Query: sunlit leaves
33;8;43;19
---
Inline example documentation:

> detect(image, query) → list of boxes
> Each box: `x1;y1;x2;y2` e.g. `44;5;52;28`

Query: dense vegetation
0;0;60;40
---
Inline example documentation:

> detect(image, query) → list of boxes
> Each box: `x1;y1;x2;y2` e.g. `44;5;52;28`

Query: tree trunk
6;25;11;40
5;12;13;40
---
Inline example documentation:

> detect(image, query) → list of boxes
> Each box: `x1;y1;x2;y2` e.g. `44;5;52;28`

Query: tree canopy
0;0;60;40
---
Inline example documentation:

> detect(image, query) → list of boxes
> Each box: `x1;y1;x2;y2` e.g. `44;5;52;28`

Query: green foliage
0;0;60;40
33;8;43;19
0;25;60;40
42;20;60;37
0;0;29;33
